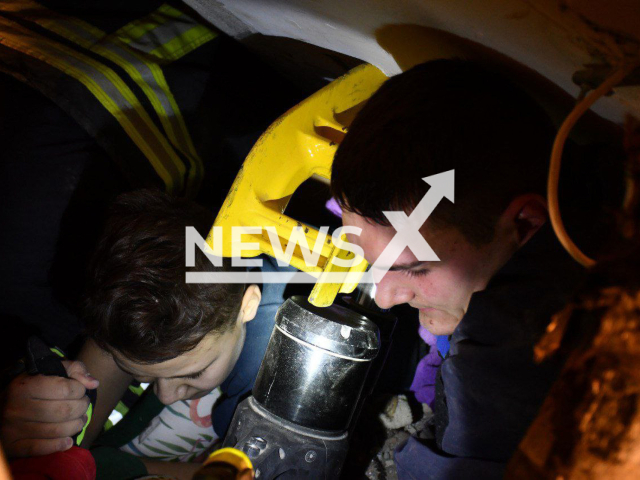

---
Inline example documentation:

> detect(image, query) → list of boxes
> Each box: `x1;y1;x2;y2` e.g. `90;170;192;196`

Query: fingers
13;374;87;401
6;417;85;442
63;360;100;390
6;397;90;423
6;437;73;458
1;371;92;459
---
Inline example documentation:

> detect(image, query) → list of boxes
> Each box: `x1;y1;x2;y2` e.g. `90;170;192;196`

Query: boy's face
112;285;261;405
342;211;519;336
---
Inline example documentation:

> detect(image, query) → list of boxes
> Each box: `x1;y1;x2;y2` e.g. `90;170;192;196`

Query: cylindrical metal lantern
253;295;380;432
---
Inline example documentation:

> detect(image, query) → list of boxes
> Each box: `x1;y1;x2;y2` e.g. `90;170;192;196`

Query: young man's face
112;286;261;405
342;211;506;336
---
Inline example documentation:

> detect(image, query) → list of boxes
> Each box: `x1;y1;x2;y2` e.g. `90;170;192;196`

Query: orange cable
548;61;639;267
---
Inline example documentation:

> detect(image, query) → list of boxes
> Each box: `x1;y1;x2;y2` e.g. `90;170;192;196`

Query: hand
1;360;99;458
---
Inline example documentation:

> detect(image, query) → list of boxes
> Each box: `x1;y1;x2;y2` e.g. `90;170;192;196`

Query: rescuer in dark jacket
331;59;620;478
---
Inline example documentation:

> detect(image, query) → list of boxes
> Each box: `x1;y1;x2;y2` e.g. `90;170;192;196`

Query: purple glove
410;326;443;407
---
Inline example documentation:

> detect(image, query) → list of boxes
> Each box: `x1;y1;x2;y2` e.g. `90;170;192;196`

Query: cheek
416;271;455;298
188;365;230;391
188;349;241;392
187;330;245;392
416;269;475;304
183;371;224;391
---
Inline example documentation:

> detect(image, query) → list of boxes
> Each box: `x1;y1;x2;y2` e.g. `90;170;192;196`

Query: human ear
238;285;262;324
503;194;548;247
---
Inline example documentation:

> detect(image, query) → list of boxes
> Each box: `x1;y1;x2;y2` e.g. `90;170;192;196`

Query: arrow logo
370;169;455;282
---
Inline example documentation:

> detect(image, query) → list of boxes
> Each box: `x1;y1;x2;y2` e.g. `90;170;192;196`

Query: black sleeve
435;225;585;461
0;73;126;364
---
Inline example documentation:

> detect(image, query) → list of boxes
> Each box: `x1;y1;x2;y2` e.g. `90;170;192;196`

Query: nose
154;379;185;405
374;276;415;310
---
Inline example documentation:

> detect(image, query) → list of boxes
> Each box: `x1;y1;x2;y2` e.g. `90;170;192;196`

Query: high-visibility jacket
0;0;218;197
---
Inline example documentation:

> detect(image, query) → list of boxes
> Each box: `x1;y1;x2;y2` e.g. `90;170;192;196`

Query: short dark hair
83;190;245;364
331;59;554;245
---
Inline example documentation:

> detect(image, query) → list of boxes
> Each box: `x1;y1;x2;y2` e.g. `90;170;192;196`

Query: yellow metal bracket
208;63;387;306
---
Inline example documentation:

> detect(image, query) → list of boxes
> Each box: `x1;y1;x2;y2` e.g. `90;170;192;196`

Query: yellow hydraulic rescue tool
208;64;387;307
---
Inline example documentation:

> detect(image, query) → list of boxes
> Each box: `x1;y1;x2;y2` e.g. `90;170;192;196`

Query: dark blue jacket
396;224;585;479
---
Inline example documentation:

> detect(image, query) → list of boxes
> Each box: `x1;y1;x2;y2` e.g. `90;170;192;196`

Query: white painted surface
185;0;640;124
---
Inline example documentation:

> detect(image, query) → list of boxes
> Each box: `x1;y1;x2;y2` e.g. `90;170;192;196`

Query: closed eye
404;268;429;278
182;369;205;380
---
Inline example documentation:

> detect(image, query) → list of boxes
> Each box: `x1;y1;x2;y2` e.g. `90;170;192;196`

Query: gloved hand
410;326;444;407
1;360;99;458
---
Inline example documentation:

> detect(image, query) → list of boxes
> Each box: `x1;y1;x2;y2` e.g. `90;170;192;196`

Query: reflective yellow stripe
110;3;218;63
1;0;208;195
113;4;184;45
102;48;202;193
149;24;218;62
0;16;183;192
